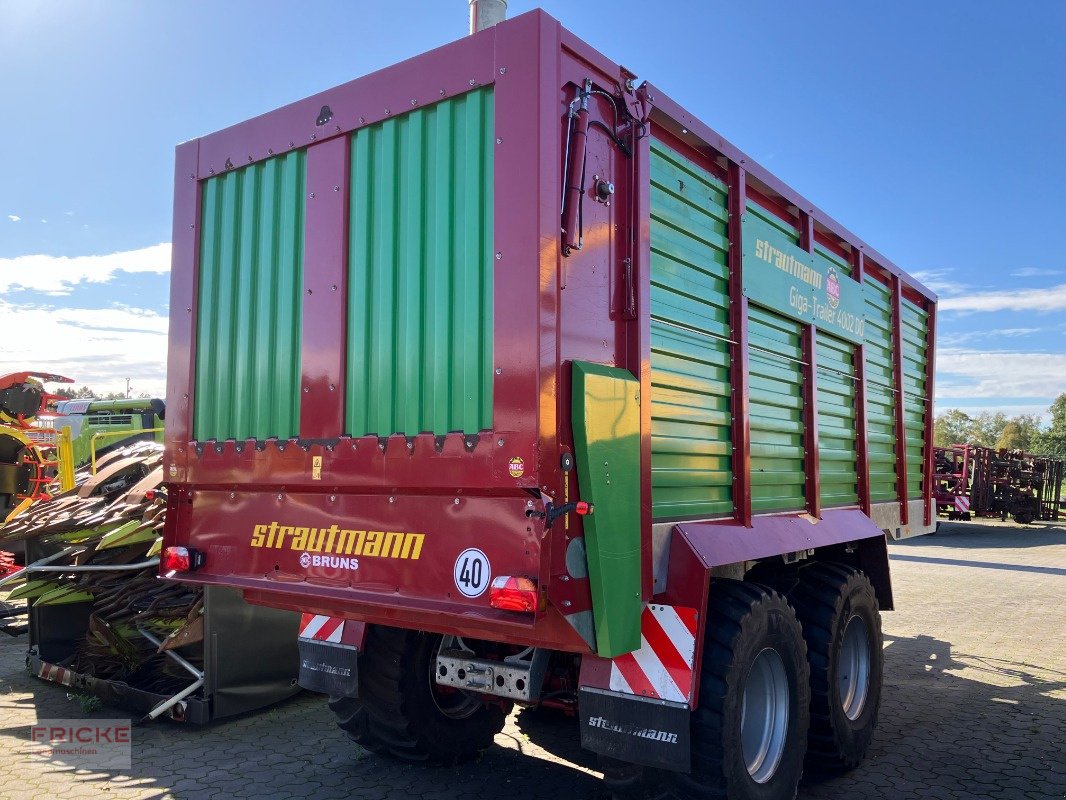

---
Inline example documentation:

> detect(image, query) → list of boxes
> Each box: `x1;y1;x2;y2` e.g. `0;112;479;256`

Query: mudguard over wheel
677;580;810;800
787;563;883;770
329;626;509;765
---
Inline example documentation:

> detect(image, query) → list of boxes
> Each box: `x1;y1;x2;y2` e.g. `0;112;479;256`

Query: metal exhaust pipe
469;0;507;34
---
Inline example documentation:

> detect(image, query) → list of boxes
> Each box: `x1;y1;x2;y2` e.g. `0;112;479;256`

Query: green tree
934;409;974;447
970;411;1010;446
1034;393;1066;458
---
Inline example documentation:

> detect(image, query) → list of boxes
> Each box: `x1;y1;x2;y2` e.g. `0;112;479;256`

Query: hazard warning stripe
37;662;74;687
955;496;970;512
609;605;698;704
299;613;344;643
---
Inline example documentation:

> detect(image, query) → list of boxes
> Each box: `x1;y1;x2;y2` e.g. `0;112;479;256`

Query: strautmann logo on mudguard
250;522;425;560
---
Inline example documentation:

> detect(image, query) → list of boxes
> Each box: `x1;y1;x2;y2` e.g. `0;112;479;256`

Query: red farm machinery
935;445;1062;525
160;8;937;799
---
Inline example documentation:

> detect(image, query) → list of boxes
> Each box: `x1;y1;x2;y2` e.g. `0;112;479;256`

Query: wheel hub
740;647;790;784
838;614;871;720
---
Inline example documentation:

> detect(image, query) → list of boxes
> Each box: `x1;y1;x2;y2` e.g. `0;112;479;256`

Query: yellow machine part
0;426;49;524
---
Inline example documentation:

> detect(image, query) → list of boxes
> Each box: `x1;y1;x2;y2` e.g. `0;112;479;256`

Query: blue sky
2;0;1065;417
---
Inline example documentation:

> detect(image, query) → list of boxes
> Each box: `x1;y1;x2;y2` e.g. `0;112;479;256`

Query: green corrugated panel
194;151;305;441
817;331;858;507
345;88;494;436
748;305;806;512
814;243;851;278
648;141;733;520
901;298;929;498
864;276;897;502
746;203;799;241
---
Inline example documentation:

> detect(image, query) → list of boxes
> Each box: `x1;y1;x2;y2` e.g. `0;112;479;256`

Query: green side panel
648;141;733;520
746;202;799;241
345;87;494;437
194;151;306;441
816;330;858;507
901;298;930;498
571;361;642;658
864;276;897;502
813;243;851;278
748;305;806;512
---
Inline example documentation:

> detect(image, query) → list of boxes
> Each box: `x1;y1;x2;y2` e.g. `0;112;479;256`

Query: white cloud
1010;267;1061;278
0;242;171;295
0;298;167;396
936;348;1066;400
63;211;75;217
939;283;1066;313
938;327;1040;347
7;215;20;222
912;268;967;297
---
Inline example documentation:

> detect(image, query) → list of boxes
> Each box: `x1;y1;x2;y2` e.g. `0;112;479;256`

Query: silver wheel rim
838;614;871;721
740;647;790;784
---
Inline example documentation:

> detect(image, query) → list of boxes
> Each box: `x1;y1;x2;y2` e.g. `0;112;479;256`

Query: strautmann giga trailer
160;9;936;799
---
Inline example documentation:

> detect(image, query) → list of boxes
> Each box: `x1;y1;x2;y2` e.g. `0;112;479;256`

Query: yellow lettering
274;525;292;549
251;522;424;559
306;527;325;552
382;531;405;558
363;531;383;557
323;524;340;554
337;529;361;555
401;533;425;560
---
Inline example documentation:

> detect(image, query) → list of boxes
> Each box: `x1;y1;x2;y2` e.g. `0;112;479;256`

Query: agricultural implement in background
934;444;972;520
0;371;76;525
45;397;166;469
934;444;1063;524
969;447;1063;524
0;441;301;724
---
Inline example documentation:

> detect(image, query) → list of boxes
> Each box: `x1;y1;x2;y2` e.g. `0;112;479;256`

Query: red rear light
161;546;204;576
489;576;538;613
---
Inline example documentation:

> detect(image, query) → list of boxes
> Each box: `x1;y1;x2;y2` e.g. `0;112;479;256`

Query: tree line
53;387;153;401
934;393;1066;458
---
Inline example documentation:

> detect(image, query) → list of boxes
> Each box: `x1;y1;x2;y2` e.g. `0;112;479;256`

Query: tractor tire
787;563;883;771
329;626;510;765
599;754;645;798
676;580;810;800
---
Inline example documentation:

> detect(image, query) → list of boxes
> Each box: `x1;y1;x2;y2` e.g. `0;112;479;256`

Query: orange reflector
489;576;538;613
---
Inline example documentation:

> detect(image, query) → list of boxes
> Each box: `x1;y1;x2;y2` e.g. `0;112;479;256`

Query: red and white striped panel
299;613;344;643
38;662;75;687
609;604;698;704
955;496;970;513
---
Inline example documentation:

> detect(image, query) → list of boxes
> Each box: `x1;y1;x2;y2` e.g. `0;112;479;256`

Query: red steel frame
164;10;938;656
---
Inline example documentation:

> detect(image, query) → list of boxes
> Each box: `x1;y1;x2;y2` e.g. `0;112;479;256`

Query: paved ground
1;517;1063;800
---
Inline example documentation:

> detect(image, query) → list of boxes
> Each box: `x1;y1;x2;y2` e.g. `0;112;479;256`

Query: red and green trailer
161;7;936;799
